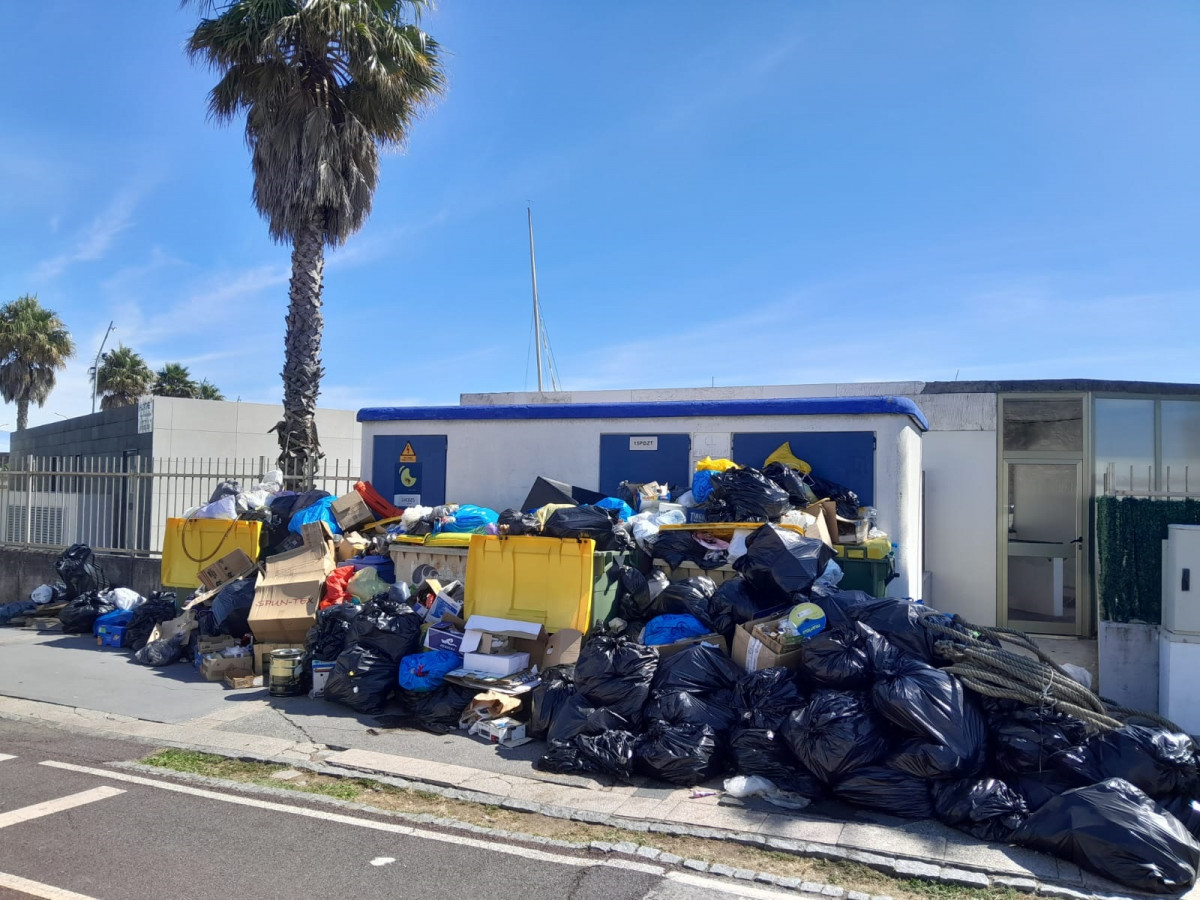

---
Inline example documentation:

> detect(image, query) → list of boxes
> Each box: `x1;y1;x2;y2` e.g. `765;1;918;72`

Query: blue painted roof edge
358;396;929;431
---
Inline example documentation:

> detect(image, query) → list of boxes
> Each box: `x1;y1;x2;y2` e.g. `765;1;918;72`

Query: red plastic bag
320;565;356;610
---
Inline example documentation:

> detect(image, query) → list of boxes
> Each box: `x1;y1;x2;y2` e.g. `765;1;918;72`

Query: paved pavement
0;626;1182;900
0;720;789;900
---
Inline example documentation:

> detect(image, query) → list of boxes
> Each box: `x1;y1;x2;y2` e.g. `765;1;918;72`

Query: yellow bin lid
463;534;595;633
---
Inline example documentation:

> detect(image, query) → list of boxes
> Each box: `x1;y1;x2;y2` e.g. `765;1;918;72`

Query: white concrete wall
463;382;927;406
362;411;925;598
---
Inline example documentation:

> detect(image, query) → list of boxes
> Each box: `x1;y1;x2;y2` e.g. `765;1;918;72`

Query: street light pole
90;321;115;414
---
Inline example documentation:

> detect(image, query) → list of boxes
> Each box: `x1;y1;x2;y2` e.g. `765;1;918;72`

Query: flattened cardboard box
331;492;374;532
247;521;336;644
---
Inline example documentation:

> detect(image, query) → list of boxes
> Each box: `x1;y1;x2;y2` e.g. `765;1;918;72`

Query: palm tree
153;363;197;399
196;379;225;401
185;0;443;482
94;344;154;410
0;295;75;431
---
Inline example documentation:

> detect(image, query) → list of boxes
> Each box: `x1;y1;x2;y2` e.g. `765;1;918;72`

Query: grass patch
142;748;1023;900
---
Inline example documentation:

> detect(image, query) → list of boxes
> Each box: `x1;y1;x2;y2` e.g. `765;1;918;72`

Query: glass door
1002;460;1083;635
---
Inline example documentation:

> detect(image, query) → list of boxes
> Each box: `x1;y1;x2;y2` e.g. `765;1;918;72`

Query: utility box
1162;524;1200;634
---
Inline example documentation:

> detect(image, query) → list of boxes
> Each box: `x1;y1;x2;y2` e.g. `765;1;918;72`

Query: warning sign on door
399;442;418;463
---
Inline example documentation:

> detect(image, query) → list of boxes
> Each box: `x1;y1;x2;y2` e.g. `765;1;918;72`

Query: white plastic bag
400;505;433;532
105;587;146;611
30;584;53;605
187;494;237;520
727;528;754;562
724;775;811;810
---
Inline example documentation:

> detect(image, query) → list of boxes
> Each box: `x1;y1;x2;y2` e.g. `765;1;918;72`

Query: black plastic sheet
574;635;658;727
733;526;834;605
709;468;791;521
636;722;725;786
1015;778;1200;894
324;644;398;716
651;642;742;695
1056;725;1199;801
733;667;806;731
782;690;889;783
527;665;575;741
834;764;934;819
729;727;825;798
931;778;1028;842
306;603;363;662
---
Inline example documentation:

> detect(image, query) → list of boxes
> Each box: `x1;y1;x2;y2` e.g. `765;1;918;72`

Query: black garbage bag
782;690;889;783
707;576;773;642
403;683;476;734
834;764;934;819
709;468;791;521
497;508;541;535
54;544;107;599
614;568;669;622
990;707;1090;775
543;506;632;551
211;578;256;637
645;690;737;732
688;498;737;524
537;730;639;780
804;472;859;520
796;623;872;690
1164;795;1200;841
843;598;940;664
528;665;575;741
306;603;363;662
574;635;658;727
546;695;631;745
655;576;719;623
650;531;727;570
125;595;178;651
762;462;814;507
733;667;806;730
323;644;397;716
1055;725;1199;801
349;595;423;662
729;727;825;798
931;778;1028;842
651;642;742;695
131;635;186;666
869;631;986;778
58;591;116;634
1011;768;1088;811
636;722;726;786
1015;778;1200;894
733;526;834;605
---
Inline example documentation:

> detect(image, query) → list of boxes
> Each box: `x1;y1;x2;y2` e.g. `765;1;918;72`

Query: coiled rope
923;616;1181;734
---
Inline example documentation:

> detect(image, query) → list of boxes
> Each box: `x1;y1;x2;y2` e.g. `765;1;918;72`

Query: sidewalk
0;628;1179;900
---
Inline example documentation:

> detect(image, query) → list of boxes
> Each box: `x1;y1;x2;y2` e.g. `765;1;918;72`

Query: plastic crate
98;626;127;648
388;544;469;586
837;556;894;598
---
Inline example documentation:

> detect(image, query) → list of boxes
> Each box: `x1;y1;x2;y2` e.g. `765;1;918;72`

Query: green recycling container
837;555;894;598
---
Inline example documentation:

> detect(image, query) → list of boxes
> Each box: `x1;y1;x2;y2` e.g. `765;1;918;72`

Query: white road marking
0;870;102;899
0;786;124;830
40;761;666;875
0;754;17;762
666;871;799;898
369;857;395;867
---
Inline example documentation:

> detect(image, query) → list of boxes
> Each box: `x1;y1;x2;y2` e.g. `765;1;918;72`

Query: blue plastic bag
643;614;709;646
436;504;499;534
593;498;635;521
692;470;717;502
398;650;463;692
288;494;342;536
93;607;134;636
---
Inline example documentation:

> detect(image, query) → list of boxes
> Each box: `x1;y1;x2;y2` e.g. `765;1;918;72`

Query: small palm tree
196;379;224;401
94;344;154;410
186;0;443;482
0;295;75;431
153;363;197;399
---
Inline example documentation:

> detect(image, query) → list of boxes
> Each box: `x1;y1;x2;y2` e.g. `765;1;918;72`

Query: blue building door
371;435;447;508
731;431;875;505
598;433;692;497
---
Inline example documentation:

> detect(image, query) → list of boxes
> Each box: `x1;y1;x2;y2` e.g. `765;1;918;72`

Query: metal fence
1102;461;1198;498
0;455;360;556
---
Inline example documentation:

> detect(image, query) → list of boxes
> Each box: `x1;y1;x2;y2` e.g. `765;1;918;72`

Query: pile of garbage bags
524;532;1200;894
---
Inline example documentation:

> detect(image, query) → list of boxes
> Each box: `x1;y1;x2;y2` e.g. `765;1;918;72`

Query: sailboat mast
527;206;544;392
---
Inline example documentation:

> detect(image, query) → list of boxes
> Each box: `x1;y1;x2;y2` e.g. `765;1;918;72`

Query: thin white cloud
31;189;142;280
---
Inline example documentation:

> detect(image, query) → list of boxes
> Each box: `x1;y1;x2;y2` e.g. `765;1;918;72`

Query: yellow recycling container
464;534;596;633
161;517;262;589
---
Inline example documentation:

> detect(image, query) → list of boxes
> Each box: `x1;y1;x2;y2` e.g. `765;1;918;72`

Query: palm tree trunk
277;213;325;486
16;398;28;431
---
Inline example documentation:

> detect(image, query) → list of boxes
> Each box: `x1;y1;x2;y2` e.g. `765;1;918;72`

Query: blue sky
1;1;1198;450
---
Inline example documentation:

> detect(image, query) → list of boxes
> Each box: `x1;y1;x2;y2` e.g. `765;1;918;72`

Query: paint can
269;648;305;697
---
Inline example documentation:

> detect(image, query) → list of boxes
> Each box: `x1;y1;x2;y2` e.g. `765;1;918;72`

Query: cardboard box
149;611;196;645
471;716;527;746
542;628;583;669
199;548;260;593
424;623;465;654
462;650;530;676
331;492;375;532
335;532;369;562
194;636;242;669
428;583;463;622
657;633;728;659
200;655;254;682
732;614;804;672
247;521;336;643
460;616;548;666
224;674;260;689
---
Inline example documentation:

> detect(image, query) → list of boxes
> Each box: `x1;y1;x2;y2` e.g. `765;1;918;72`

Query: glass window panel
1162;400;1200;493
1094;398;1155;495
1007;463;1077;542
1003;399;1083;452
1007;555;1076;625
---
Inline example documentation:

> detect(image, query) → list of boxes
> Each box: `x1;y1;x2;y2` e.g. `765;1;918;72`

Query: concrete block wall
0;548;166;606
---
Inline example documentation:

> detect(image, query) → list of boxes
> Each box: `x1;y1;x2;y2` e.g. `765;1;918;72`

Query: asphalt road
0;719;793;900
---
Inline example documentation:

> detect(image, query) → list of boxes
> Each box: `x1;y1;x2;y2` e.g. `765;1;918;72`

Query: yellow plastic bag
534;503;575;528
695;455;738;472
764;441;811;475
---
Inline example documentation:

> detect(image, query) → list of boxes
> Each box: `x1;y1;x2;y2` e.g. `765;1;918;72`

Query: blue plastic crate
98;626;127;648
